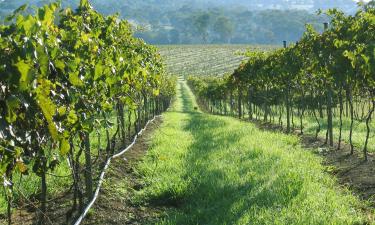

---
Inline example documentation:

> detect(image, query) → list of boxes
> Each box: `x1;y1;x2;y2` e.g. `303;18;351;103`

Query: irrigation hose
73;115;162;225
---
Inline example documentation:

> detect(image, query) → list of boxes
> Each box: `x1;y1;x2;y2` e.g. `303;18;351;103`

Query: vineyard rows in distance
158;45;276;77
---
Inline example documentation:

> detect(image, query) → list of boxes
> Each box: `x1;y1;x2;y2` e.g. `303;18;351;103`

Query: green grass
158;45;276;77
136;80;368;225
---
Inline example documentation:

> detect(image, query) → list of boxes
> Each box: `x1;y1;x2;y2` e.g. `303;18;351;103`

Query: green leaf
105;75;117;85
67;58;81;71
39;3;59;27
54;60;65;72
37;50;50;76
69;71;83;86
82;119;93;131
19;15;36;36
5;96;21;123
94;63;103;80
67;110;78;125
79;0;93;11
15;60;32;91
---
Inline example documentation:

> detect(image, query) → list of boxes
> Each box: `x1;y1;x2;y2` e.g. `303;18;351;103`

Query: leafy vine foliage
0;0;175;223
188;4;375;160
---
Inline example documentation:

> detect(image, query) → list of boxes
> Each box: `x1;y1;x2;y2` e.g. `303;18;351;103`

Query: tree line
188;2;375;160
136;8;327;45
0;0;330;45
0;0;175;224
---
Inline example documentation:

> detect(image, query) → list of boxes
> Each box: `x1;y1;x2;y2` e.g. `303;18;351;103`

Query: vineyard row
0;1;175;224
188;5;375;160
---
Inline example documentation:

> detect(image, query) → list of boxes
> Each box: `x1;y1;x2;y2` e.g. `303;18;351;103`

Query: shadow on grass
152;82;303;224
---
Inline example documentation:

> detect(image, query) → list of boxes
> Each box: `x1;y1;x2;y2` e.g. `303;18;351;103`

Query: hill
0;0;362;45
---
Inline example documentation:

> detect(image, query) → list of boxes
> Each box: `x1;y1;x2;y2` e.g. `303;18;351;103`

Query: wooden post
238;87;242;119
283;41;291;133
324;22;334;147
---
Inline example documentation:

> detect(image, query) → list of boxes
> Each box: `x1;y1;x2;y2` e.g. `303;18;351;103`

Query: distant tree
364;0;375;10
213;16;234;43
194;12;210;42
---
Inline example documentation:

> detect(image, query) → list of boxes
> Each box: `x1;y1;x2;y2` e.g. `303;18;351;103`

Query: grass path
136;80;368;224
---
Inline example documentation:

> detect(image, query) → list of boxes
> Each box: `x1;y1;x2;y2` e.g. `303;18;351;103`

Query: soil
301;135;375;199
1;187;77;225
82;117;166;225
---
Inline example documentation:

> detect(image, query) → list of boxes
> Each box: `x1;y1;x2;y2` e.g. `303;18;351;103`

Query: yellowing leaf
81;32;89;43
102;102;112;111
59;138;70;155
36;79;58;140
16;161;27;173
58;106;67;116
153;89;160;96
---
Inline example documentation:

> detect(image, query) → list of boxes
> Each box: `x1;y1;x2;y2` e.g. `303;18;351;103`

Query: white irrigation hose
74;115;162;225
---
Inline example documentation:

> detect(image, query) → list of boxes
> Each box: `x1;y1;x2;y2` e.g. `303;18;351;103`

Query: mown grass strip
136;80;368;225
